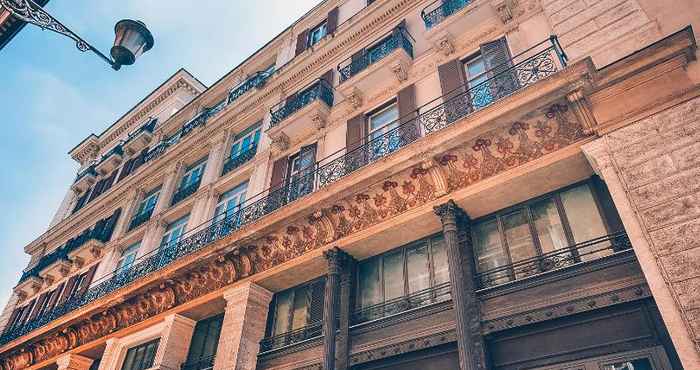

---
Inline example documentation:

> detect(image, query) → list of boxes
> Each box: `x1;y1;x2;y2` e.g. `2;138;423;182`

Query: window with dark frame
121;339;160;370
265;277;325;338
308;21;327;47
183;314;224;370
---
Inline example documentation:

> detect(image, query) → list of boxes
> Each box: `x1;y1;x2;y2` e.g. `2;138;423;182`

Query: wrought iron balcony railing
171;178;202;206
352;282;452;325
222;144;258;176
73;165;98;184
181;355;215;370
228;71;271;104
269;79;335;128
338;26;414;83
128;207;155;231
126;117;157;142
476;232;632;290
259;321;323;353
1;37;567;345
421;0;472;29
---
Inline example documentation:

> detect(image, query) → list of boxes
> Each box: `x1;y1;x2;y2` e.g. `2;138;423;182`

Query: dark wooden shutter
4;309;20;332
321;69;334;86
27;293;48;321
117;158;135;182
327;7;339;34
480;37;517;98
346;114;366;152
295;29;309;56
270;156;289;190
308;279;326;323
45;283;64;312
76;265;99;297
58;275;80;305
438;59;466;98
100;208;122;242
102;170;118;192
398;84;420;140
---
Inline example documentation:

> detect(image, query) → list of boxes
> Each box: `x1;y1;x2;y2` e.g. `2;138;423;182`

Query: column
336;255;355;370
154;161;184;215
113;187;143;238
189;186;216;227
152;314;197;370
434;200;487;370
213;282;273;370
98;338;123;370
323;248;344;370
201;130;230;187
56;353;94;370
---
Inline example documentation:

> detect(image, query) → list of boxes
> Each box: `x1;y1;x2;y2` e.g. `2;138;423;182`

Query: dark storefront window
354;234;451;324
473;178;626;289
182;314;223;370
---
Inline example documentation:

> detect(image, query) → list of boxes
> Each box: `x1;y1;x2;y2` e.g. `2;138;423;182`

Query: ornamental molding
0;99;590;368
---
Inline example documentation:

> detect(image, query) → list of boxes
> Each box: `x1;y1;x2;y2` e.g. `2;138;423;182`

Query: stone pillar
113;187;143;238
202;130;230;186
336;255;355;370
98;338;122;370
190;185;216;227
323;248;344;370
213;282;273;370
56;353;94;370
434;200;487;370
139;217;167;257
582;136;700;368
154;161;184;215
152;314;197;370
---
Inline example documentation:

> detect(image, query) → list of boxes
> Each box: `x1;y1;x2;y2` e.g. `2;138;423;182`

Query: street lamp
0;0;154;70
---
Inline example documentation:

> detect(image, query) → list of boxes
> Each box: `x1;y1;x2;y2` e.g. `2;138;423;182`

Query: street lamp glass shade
110;19;154;67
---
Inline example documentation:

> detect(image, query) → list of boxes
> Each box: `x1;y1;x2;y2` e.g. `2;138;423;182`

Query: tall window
368;102;400;158
463;54;492;109
135;189;160;218
308;22;327;47
230;125;261;160
267;278;325;337
357;234;449;312
214;182;248;224
287;144;316;202
116;242;141;273
160;215;189;249
472;180;619;286
121;339;160;370
183;314;224;370
180;160;206;191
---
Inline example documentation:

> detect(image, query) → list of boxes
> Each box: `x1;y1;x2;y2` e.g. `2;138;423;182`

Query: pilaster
56;353;94;370
202;130;230;186
434;200;487;370
336;255;355;370
154;161;185;215
152;314;197;370
213;282;273;370
98;338;123;370
113;187;143;238
322;248;344;370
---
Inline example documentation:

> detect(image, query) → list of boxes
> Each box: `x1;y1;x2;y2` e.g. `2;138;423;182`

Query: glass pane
503;210;537;264
602;358;653;370
273;290;292;335
431;236;450;285
406;243;430;294
122;347;136;370
132;346;145;370
143;342;158;369
383;250;404;301
202;318;222;358
472;219;510;286
291;288;309;330
369;105;399;137
560;184;610;261
531;198;569;254
187;325;207;361
359;259;381;308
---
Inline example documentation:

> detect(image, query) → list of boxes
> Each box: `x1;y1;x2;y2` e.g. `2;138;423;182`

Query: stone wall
542;0;661;66
583;95;700;367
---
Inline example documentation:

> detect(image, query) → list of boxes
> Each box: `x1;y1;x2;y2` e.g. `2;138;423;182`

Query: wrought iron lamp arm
0;0;120;69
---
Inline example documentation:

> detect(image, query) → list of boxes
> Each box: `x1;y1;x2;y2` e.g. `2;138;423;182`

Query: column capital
434;200;469;225
222;282;273;308
324;247;346;275
56;353;94;370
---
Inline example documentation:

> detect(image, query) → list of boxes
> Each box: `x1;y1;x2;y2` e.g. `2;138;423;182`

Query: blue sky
0;1;320;309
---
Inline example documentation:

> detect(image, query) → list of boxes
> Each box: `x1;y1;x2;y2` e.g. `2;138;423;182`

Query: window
472;181;620;287
121;339;160;370
180;160;206;191
463;54;492;109
267;278;325;337
308;22;327;47
67;273;87;300
214;182;248;224
160;215;189;249
116;242;141;273
368;103;400;158
286;144;316;202
183;314;223;370
357;234;450;311
230;125;261;160
135;189;160;218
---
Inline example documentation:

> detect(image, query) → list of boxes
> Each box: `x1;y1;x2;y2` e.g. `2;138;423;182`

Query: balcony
0;37;568;346
337;26;414;95
259;322;322;353
181;355;215;370
38;257;72;286
124;118;157;155
352;282;452;325
171;178;202;206
267;79;334;144
222;144;258;176
95;145;124;175
13;276;42;301
72;166;97;193
228;71;272;105
421;0;473;29
129;207;154;231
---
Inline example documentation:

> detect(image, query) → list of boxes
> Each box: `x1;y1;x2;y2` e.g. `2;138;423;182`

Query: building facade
1;0;700;369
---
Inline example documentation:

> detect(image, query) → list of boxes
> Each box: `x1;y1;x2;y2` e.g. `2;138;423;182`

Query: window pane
431;236;449;285
359;259;381;308
406;243;430;294
472;219;510;285
560;184;610;261
502;210;537;267
202;318;222;359
131;346;145;370
143;342;158;369
601;358;653;370
531;198;569;254
383;250;404;301
122;346;136;370
291;288;309;330
187;325;207;361
273;290;292;335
